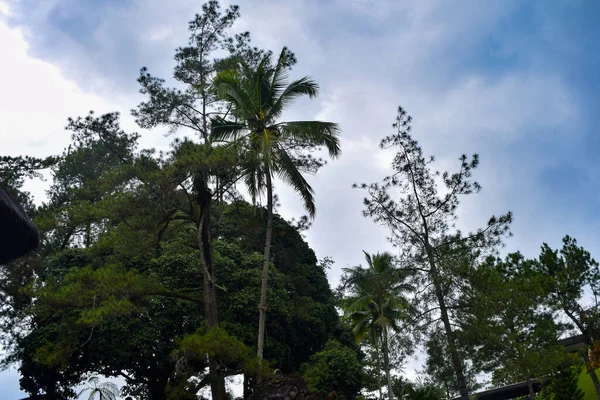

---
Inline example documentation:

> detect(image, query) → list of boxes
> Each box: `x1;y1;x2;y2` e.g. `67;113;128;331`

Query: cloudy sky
1;0;600;397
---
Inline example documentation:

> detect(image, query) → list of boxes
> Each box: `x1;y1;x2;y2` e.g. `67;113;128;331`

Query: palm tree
77;376;119;400
342;251;414;400
211;47;341;379
403;377;446;400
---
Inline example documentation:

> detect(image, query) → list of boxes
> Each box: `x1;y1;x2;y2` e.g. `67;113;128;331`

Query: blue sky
1;0;600;397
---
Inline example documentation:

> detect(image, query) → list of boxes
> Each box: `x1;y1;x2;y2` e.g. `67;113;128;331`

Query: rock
254;373;327;400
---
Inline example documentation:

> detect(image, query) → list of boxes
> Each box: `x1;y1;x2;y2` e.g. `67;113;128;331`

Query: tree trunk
527;378;536;399
85;223;92;248
197;176;219;327
374;339;383;400
427;246;469;400
244;373;253;400
147;371;169;400
257;168;274;383
381;321;394;400
195;173;227;400
209;357;228;400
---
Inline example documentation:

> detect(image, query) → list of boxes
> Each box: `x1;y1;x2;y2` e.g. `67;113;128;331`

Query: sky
1;0;600;398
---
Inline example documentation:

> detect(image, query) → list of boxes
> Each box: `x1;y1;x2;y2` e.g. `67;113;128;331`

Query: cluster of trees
0;2;355;399
336;107;600;400
2;2;600;400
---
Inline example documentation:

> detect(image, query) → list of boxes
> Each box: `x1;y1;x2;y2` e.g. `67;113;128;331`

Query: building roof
0;184;39;264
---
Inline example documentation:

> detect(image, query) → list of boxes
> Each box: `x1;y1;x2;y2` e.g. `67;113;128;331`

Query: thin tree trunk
527;378;536;399
209;357;228;400
244;373;253;400
381;321;394;400
147;370;169;400
427;247;469;400
85;223;92;248
257;168;274;383
375;340;383;400
195;172;227;400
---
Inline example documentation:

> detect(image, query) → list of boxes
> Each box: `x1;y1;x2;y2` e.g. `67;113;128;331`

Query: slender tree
211;47;341;379
132;3;257;398
78;376;119;400
341;251;413;400
355;107;512;400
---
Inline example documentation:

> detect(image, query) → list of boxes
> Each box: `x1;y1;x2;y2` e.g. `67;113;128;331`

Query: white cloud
409;73;578;150
0;0;11;16
0;16;174;202
0;18;118;202
0;20;111;158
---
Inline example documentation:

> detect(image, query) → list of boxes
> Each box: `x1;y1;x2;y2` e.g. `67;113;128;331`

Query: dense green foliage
539;363;585;400
0;3;351;397
302;340;362;400
462;253;568;387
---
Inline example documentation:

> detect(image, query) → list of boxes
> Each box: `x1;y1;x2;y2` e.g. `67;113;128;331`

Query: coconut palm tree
342;251;414;400
211;47;341;379
77;376;119;400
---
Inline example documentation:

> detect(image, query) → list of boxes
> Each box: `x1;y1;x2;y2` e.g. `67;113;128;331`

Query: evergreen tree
538;363;585;400
354;107;512;400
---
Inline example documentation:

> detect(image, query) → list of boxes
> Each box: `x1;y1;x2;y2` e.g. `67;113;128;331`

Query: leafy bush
302;340;362;400
538;364;585;400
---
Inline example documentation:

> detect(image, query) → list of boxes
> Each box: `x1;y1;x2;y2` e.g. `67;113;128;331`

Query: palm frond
242;161;264;207
340;251;414;346
277;121;341;157
213;73;256;119
268;76;319;121
210;118;248;142
273;146;316;217
344;293;376;314
248;53;274;111
269;48;292;101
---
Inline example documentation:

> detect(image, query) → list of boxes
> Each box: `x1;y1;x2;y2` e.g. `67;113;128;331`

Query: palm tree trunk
381;317;394;400
257;168;274;383
374;335;383;400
